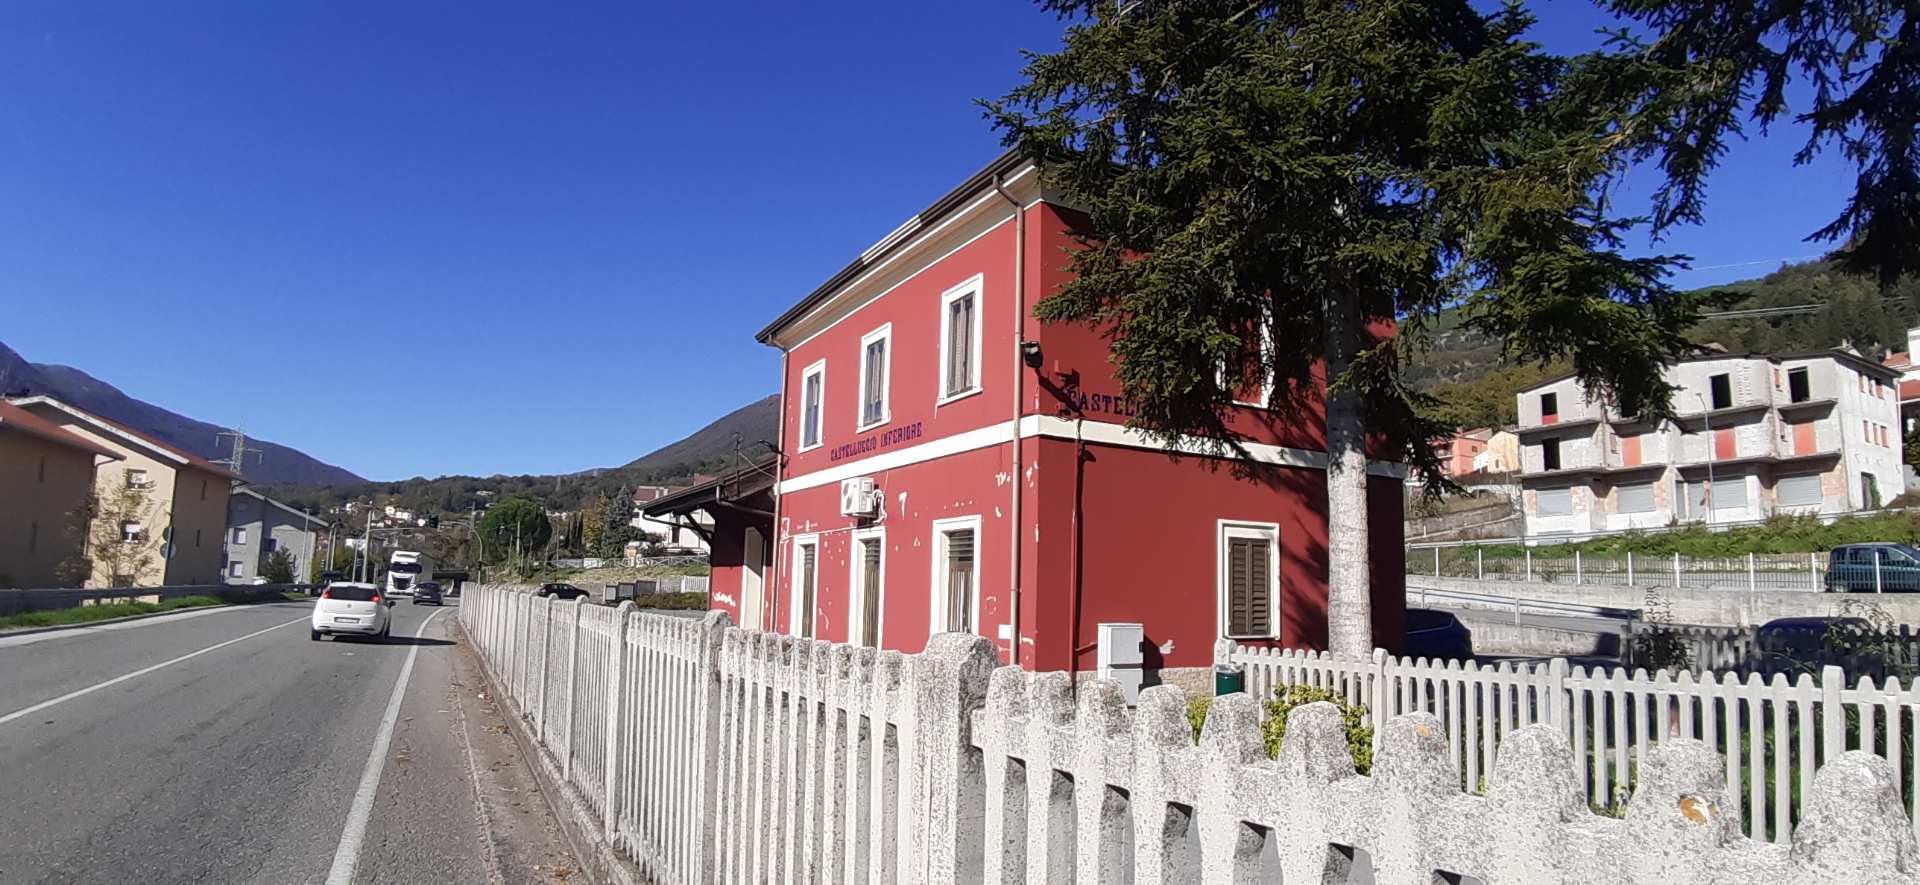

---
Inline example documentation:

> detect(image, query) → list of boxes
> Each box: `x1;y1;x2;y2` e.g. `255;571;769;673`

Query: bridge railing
461;584;1920;884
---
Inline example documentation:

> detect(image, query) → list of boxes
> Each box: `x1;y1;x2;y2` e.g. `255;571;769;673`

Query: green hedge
1450;512;1920;560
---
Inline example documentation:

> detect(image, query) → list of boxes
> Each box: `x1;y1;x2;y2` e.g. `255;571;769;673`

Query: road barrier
461;584;1920;883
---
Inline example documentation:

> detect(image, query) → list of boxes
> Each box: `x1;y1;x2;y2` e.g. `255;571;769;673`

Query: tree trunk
1324;294;1373;659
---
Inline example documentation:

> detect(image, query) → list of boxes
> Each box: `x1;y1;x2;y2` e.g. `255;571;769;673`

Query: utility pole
361;515;373;582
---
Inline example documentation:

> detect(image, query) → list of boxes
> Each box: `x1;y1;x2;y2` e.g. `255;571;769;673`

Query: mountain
619;394;781;476
0;340;365;486
1414;260;1920;430
260;394;781;516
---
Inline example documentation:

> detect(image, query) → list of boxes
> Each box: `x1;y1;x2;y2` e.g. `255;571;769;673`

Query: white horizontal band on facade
776;415;1408;494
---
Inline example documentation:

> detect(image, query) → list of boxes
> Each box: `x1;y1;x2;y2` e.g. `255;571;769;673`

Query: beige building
0;400;122;588
7;396;235;587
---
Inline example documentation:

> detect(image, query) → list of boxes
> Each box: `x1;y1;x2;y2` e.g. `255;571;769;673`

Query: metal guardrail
1409;584;1641;624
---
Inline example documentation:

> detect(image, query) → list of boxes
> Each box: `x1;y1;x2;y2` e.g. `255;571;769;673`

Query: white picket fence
462;584;1920;884
1224;640;1920;843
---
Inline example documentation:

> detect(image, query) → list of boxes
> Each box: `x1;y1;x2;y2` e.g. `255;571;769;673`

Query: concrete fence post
1811;552;1819;590
1477;548;1484;580
562;599;584;781
1546;657;1569;726
1627;551;1635;587
1434;547;1441;578
1575;551;1583;585
691;611;729;882
1673;553;1682;589
537;595;555;739
1748;553;1757;593
1819;665;1844;765
1875;553;1885;594
913;633;996;885
1525;548;1532;582
603;601;635;841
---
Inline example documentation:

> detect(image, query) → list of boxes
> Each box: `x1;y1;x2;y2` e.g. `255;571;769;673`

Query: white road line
326;608;447;885
0;615;310;727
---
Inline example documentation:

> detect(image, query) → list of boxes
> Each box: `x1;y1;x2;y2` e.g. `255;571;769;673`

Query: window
858;325;892;429
1541;438;1561;471
1776;473;1822;508
37;455;45;483
1615;483;1655;514
931;516;980;634
126;468;150;489
1711;476;1748;510
228;561;244;578
799;361;825;452
849;528;885;648
1709;374;1732;410
1535;488;1571;517
121;521;145;544
1224;320;1274;407
790;535;818;639
1539;393;1558;424
264;538;278;553
1218;522;1278;638
232;527;248;545
938;275;983;402
1788;367;1810;403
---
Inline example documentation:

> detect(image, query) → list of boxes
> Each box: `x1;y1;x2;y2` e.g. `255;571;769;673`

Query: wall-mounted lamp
1020;339;1043;369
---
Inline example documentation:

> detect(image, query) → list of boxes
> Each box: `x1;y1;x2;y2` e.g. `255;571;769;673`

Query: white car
311;582;393;641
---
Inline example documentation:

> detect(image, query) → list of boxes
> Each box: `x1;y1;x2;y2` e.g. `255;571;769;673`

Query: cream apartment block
1516;351;1905;537
0;400;122;587
7;396;234;586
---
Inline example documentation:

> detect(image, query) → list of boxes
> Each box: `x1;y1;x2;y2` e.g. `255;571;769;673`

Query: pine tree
990;0;1695;656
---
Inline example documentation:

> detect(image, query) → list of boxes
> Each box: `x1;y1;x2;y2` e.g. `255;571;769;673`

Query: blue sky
0;2;1856;481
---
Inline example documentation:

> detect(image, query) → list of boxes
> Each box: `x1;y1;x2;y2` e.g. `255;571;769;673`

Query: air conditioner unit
840;477;879;517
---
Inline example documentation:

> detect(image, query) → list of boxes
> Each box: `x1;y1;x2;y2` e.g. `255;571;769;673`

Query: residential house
1880;326;1920;437
0;400;122;587
1433;428;1492;477
223;487;329;584
1515;351;1904;537
629;485;712;554
1472;430;1520;474
7;396;234;586
714;151;1406;683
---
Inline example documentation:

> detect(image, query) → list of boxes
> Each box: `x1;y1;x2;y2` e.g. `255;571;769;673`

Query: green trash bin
1213;664;1245;696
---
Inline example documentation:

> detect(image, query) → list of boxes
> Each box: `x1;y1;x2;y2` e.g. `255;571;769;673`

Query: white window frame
789;534;820;639
847;526;886;648
1216;520;1281;640
857;323;893;431
798;360;827;453
937;274;984;406
232;527;248;545
121;521;144;544
228;561;244;578
126;468;150;490
929;515;983;635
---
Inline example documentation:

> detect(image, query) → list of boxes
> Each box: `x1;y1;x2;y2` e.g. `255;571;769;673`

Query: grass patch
0;594;229;630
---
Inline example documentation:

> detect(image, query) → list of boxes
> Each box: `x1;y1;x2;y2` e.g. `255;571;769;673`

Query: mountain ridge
0;340;366;486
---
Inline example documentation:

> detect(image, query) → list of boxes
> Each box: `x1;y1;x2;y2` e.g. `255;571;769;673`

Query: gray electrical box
1096;622;1146;705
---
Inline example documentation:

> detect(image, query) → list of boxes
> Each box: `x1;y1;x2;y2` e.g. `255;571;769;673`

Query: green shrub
636;592;708;611
1186;687;1373;774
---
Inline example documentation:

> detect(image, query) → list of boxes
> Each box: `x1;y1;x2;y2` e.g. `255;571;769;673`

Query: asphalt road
0;597;578;884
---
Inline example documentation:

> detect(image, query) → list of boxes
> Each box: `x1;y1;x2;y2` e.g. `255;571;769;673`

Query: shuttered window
944;528;975;633
800;363;824;449
1777;473;1823;507
1712;476;1749;510
1535;488;1571;517
797;541;818;639
859;537;883;647
1615;483;1655;514
1220;524;1277;638
861;336;887;426
940;279;981;400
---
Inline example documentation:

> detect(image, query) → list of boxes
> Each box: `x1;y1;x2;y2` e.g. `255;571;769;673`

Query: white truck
385;550;434;596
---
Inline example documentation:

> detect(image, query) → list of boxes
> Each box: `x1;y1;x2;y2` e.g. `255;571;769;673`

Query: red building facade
703;153;1405;679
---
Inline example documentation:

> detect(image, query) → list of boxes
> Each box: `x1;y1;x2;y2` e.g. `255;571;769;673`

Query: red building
651;152;1406;683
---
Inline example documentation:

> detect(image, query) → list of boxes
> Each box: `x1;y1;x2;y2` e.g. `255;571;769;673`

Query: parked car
1403;608;1474;661
412;581;443;606
537;582;589;601
311;582;393;641
1823;543;1920;592
313;571;345;596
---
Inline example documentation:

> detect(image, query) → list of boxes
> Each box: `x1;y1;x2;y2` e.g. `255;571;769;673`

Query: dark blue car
1404;608;1474;661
